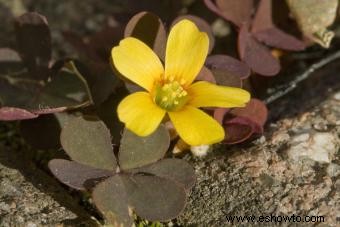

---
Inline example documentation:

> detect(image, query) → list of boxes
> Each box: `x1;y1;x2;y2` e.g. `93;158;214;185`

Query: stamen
154;80;189;111
179;90;187;97
162;84;170;91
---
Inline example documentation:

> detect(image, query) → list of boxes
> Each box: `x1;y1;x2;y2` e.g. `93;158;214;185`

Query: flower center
154;81;188;111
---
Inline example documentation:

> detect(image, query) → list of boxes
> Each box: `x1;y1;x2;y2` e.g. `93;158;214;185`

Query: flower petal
165;20;209;86
187;81;250;108
117;92;166;136
111;37;164;91
169;106;224;146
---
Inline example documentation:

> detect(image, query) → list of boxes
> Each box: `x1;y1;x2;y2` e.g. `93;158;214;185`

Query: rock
177;86;340;226
190;145;211;157
333;91;340;101
327;163;340;177
287;132;338;163
0;131;97;226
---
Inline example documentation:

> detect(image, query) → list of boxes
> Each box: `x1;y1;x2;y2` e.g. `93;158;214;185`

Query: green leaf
119;125;170;170
60;116;117;170
92;175;133;226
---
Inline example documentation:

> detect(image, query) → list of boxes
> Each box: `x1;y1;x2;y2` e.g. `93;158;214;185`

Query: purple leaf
0;107;37;121
251;0;273;33
130;158;196;191
121;174;187;221
213;108;230;125
223;116;256;144
253;28;305;51
92;175;132;226
15;12;51;81
206;55;251;79
204;0;254;26
196;66;216;83
251;0;305;51
119;125;170;170
238;26;280;76
125;11;166;59
231;98;268;127
60;116;117;171
49;159;114;190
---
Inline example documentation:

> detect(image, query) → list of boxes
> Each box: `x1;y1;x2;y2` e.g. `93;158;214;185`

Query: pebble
333;91;340;101
287;132;338;163
191;145;211;157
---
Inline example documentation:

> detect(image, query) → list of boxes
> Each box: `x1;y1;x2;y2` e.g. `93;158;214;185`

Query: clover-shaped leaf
251;0;305;51
50;118;195;226
49;159;113;190
205;55;250;87
0;59;90;120
204;0;254;27
196;66;216;84
132;158;196;191
124;11;166;59
119;125;170;170
92;175;132;227
96;91;127;145
238;24;280;76
121;174;186;221
15;12;51;81
215;99;268;144
230;98;268;129
63;20;126;106
0;107;38;121
0;13;91;121
60;116;117;170
205;0;305;76
223;116;259;144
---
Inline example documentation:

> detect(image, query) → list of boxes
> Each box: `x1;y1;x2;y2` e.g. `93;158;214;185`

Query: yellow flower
112;19;250;146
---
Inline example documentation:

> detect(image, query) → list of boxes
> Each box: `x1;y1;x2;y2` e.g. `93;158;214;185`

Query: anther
180;79;186;85
154;81;189;111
